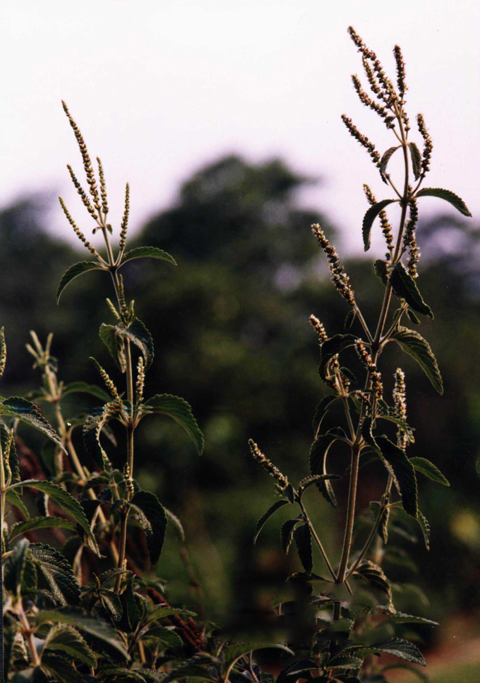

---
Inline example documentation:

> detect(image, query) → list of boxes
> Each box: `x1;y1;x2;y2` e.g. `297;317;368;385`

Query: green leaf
408;142;422;180
309;430;346;507
161;656;216;683
8;480;100;555
141;394;204;454
99;323;127;372
43;624;97;666
9;517;76;542
164;506;185;542
390;326;443;394
57;261;103;303
376;436;418;517
101;589;124;621
254;499;289;543
390;262;433;319
410;457;450;486
354;560;392;603
62;382;111;403
362;199;396;251
29;543;81;605
4;538;30;597
223;642;294;668
384;610;438;626
407;308;421;325
319;334;357;381
416;187;472;217
281;519;299;553
41;652;95;683
117;317;155;369
374;259;389;286
83;403;120;469
294;522;312;573
6;489;29;519
130;491;167;566
379;146;400;183
1;422;20;483
36;607;129;659
326;654;363;670
119;246;177;268
344;308;357;330
144;624;183;649
1;397;65;452
416;510;431;551
353;637;426;666
147;605;196;623
312;396;338;436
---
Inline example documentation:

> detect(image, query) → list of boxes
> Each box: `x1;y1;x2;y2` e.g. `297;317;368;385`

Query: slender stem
18;603;40;667
354;306;373;343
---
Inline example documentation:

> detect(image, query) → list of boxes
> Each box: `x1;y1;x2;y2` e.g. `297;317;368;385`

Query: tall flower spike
309;315;328;344
59;198;100;257
348;27;396;101
341;116;381;167
97;158;109;217
136;356;145;404
417;114;433;176
363;184;394;250
355;339;383;400
117;274;130;322
0;327;6;379
403;198;420;278
248;439;288;490
67;165;97;221
119;183;130;253
90;357;122;403
393;45;407;101
312;224;356;307
393;368;407;449
62;101;102;216
351;75;394;128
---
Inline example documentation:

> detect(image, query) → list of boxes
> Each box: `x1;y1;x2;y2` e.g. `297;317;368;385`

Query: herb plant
248;27;471;683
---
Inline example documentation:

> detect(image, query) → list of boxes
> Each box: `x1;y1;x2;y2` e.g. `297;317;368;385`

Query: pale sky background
1;0;479;255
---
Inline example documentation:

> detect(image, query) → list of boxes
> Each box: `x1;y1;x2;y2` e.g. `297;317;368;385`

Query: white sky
1;0;479;255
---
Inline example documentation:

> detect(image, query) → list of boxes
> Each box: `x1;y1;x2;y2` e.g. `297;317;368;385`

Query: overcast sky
1;0;479;255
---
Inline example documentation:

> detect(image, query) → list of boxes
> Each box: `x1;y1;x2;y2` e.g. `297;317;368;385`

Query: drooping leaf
294;522;313;573
36;608;129;659
57;261;103;303
101;590;124;622
383;610;438;626
141;394;204;455
118;577;142;633
352;637;426;666
144;624;183;649
362;199;396;251
354;560;392;603
312;396;338;436
1;422;20;483
309;429;346;507
1;397;65;452
83;404;120;469
408;142;422;180
119;246;177;268
416;510;431;551
390;262;433;319
164;506;185;542
416;187;472;217
130;491;167;566
8;480;100;555
223;642;294;668
376;436;418;517
41;652;96;683
42;624;97;666
410;457;450;486
6;489;29;519
9;517;76;542
4;538;30;597
116;317;155;369
379;146;400;183
319;335;357;381
62;382;111;403
390;326;443;394
147;605;196;623
254;499;289;543
344;308;357;330
407;308;421;325
29;543;81;605
99;323;127;372
374;259;389;286
281;519;299;553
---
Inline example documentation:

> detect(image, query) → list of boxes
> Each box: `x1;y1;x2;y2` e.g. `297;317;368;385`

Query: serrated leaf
407;308;421;325
1;397;65;452
390;262;433;319
147;605;196;623
376;436;418;517
319;334;357;381
117;317;155;369
380;146;400;183
83;403;120;469
362;200;396;251
41;652;96;683
101;589;123;621
161;656;216;683
1;422;20;483
8;480;100;555
141;394;204;455
57;261;103;303
312;396;338;436
374;259;389;286
6;489;30;519
29;543;81;605
99;323;127;372
383;610;438;626
36;607;129;659
130;491;167;566
254;499;289;543
353;637;426;666
4;538;30;597
62;382;111;403
43;624;97;666
416;187;472;217
354;560;392;603
119;246;177;268
281;519;299;554
416;510;431;550
9;517;76;542
309;430;346;507
410;457;449;486
326;654;363;670
145;625;183;649
390;326;443;394
408;142;422;180
294;522;312;573
223;642;294;667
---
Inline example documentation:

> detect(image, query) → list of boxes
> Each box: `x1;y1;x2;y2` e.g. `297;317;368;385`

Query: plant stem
18;603;40;667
